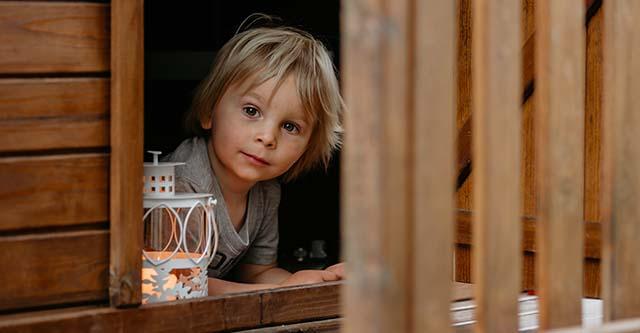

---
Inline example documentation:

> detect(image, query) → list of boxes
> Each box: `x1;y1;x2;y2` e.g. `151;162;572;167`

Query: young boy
164;26;345;295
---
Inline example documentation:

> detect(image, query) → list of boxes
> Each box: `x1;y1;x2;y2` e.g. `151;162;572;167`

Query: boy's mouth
241;152;270;166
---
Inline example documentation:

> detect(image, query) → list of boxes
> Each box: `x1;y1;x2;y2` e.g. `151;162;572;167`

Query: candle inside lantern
141;251;209;304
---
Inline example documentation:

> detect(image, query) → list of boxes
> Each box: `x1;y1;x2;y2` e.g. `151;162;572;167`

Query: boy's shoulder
163;137;212;191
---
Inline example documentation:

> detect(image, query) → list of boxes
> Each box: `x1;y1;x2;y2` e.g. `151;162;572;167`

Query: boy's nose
256;127;277;149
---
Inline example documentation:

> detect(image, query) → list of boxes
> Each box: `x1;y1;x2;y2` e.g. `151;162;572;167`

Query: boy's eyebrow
243;91;266;104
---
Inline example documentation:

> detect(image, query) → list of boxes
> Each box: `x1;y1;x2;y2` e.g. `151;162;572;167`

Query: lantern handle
147;150;162;165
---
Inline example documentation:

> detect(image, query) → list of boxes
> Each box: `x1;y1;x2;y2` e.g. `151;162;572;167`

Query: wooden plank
0;2;109;74
413;1;456;333
455;210;601;259
472;0;522;332
0;78;109;152
342;0;413;331
235;319;341;333
261;282;340;325
602;0;640;321
0;153;108;231
535;0;585;328
584;5;603;225
109;0;144;308
0;230;109;311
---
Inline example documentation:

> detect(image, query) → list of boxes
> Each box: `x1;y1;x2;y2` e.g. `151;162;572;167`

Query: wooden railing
342;0;640;332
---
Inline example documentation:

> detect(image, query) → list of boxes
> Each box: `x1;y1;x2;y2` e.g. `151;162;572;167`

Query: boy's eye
242;106;259;117
283;122;299;133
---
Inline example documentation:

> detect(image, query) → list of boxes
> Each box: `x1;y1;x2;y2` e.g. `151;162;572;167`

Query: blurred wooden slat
535;0;585;328
0;153;108;231
413;1;456;332
472;0;522;332
109;0;144;308
342;0;414;331
0;78;109;152
0;230;109;311
0;2;109;74
602;1;640;321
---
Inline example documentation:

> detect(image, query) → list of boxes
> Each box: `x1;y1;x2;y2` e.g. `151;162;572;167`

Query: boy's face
204;74;312;187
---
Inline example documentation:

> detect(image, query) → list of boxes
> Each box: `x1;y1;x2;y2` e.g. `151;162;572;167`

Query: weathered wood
342;0;413;331
472;0;522;332
0;78;109;152
0;2;109;74
261;282;341;325
535;0;585;328
602;0;640;321
0;283;345;332
0;230;109;312
0;153;108;231
413;1;456;332
109;0;144;308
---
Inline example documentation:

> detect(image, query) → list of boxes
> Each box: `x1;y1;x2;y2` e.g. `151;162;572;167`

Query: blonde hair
186;26;343;182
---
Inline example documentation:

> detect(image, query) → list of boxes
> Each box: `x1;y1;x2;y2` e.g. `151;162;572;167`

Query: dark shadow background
144;1;341;273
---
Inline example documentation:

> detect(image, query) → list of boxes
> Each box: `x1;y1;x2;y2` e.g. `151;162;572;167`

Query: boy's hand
280;262;346;287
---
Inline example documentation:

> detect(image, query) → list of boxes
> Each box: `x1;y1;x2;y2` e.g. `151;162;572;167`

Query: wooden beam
472;0;522;332
413;1;456;332
341;0;413;331
602;0;640;322
535;0;585;329
548;318;640;333
110;0;144;307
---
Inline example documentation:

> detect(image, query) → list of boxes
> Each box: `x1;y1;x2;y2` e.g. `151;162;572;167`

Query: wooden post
602;1;640;322
535;0;585;329
110;0;144;307
412;1;456;332
342;0;413;331
472;0;522;332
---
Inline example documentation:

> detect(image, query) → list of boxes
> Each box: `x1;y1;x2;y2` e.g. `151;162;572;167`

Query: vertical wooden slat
412;1;456;332
110;0;144;307
602;1;640;322
342;0;413;331
535;0;585;329
472;0;522;332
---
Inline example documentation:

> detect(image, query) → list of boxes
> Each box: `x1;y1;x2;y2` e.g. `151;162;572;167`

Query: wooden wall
0;1;111;312
454;0;603;298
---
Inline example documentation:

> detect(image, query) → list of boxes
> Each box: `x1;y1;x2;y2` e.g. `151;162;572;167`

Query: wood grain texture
0;230;109;311
0;78;109;152
413;1;456;332
455;210;601;259
109;0;144;308
0;283;344;333
341;0;413;331
584;2;603;225
261;282;341;325
0;153;108;231
472;0;522;332
235;318;341;333
602;0;640;321
0;2;109;74
535;0;585;328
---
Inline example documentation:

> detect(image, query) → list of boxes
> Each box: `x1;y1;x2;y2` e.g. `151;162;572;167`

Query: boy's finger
325;262;345;278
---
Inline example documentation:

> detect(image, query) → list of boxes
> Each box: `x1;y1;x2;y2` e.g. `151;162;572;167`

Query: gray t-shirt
163;137;280;278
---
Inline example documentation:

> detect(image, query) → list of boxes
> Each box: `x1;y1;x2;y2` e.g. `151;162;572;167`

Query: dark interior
144;1;342;274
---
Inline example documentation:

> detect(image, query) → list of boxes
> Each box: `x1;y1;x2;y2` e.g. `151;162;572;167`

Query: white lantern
141;151;218;304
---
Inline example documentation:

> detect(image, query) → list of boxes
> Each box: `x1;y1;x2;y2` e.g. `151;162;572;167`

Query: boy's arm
208;263;345;296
